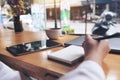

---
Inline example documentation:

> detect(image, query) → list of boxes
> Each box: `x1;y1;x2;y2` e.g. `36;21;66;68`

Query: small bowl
45;28;62;40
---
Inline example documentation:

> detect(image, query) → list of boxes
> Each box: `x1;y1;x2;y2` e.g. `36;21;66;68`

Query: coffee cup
45;28;62;40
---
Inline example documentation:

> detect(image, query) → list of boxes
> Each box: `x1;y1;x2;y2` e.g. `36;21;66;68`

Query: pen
93;33;120;40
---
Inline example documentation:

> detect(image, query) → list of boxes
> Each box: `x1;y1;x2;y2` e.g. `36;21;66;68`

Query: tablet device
6;40;61;56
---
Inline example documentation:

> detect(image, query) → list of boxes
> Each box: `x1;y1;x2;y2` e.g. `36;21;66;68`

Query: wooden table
0;30;120;80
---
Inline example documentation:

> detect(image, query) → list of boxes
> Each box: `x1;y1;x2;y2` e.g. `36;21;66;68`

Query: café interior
0;0;120;80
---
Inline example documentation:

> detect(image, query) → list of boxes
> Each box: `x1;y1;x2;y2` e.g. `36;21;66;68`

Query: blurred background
0;0;120;34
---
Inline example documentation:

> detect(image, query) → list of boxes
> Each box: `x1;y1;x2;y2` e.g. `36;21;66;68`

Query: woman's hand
82;35;110;65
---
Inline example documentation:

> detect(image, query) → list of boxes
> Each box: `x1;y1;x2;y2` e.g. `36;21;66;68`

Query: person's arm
0;61;31;80
0;61;21;80
58;35;110;80
58;60;105;80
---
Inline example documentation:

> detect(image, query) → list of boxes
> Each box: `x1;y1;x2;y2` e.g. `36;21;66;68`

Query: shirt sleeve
0;61;21;80
58;60;105;80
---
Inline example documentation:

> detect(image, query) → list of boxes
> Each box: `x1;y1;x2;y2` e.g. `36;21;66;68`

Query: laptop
64;35;120;54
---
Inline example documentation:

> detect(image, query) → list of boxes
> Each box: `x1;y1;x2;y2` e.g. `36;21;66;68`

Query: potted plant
45;0;62;39
7;0;25;32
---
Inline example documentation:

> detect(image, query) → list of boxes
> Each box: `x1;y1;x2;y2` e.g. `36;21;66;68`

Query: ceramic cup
45;28;62;40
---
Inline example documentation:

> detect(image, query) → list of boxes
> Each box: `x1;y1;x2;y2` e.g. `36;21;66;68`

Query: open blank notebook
47;45;84;65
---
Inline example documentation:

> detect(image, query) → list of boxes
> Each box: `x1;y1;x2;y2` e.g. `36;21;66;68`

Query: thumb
85;34;93;41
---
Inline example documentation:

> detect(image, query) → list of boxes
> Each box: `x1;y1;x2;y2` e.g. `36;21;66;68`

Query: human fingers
99;39;111;53
85;34;93;41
